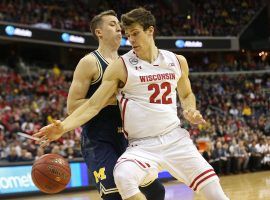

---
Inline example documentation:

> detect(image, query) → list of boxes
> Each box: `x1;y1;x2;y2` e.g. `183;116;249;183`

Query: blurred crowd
189;54;270;72
0;65;81;162
182;74;270;174
0;0;263;36
0;61;269;175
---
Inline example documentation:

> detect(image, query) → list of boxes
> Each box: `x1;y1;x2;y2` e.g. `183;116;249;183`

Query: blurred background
0;0;269;199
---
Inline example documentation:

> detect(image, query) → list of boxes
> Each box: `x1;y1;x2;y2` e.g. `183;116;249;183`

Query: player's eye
132;31;139;36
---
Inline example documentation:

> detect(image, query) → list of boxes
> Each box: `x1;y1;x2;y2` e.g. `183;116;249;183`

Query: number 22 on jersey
148;82;172;104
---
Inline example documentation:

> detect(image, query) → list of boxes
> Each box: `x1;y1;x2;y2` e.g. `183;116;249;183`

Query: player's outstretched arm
34;58;126;147
176;55;206;125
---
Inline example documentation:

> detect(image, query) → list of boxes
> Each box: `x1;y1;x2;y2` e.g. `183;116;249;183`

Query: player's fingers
33;131;44;138
193;113;203;121
39;135;50;148
186;109;195;119
39;125;51;132
183;110;188;117
194;117;206;125
183;113;191;121
40;139;51;148
52;119;61;126
40;135;48;142
192;110;200;119
183;110;192;118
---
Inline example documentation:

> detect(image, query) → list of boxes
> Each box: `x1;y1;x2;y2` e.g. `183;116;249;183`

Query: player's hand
183;109;206;125
33;120;64;148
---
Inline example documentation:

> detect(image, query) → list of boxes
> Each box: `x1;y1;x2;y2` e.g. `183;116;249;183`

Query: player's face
99;15;122;46
124;23;154;56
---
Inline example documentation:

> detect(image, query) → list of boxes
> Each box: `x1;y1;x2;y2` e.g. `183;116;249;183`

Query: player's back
82;50;127;155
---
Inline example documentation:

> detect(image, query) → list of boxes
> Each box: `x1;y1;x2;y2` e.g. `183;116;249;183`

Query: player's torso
117;49;182;140
82;50;126;150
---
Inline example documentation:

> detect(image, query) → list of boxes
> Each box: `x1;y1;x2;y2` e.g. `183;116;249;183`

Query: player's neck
97;44;119;63
139;44;158;64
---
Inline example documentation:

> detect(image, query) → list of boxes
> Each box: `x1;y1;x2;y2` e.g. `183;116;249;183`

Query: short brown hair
90;10;117;40
121;7;156;31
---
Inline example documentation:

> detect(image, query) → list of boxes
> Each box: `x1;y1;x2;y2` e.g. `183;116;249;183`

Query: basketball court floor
8;171;270;200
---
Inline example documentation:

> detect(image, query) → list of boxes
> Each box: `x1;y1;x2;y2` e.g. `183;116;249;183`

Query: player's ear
95;28;102;39
147;26;154;36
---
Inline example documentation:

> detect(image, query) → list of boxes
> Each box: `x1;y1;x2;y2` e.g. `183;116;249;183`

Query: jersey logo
135;66;142;70
129;57;138;65
93;167;107;183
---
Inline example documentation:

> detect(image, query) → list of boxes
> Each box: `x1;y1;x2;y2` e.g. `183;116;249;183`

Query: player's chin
115;35;122;41
115;38;122;46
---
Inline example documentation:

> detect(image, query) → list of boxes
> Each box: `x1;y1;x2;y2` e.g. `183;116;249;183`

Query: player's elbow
180;91;193;101
67;103;75;115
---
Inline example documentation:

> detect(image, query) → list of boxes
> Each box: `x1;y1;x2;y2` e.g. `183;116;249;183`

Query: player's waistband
128;126;189;147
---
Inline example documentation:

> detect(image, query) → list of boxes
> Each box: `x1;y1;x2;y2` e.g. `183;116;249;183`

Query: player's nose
116;24;121;32
129;37;135;45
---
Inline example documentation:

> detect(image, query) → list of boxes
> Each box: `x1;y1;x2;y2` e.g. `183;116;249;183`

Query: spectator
212;142;231;174
0;0;264;36
248;140;262;171
7;146;20;162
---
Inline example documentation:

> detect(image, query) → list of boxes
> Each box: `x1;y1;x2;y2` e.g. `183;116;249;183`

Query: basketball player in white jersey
34;7;229;200
65;10;165;200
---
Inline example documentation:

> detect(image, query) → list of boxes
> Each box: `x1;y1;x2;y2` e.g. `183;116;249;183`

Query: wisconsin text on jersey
139;73;176;82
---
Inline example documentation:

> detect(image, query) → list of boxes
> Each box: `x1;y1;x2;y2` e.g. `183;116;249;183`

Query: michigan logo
93;167;106;183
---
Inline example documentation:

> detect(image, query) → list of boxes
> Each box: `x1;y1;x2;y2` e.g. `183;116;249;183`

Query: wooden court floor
7;171;270;200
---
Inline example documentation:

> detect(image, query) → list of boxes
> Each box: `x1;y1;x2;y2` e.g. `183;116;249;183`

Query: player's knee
113;162;138;187
114;165;127;187
113;162;144;199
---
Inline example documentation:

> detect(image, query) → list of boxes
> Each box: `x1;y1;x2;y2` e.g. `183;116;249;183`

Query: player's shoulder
74;52;99;76
121;50;135;59
80;53;96;66
159;49;172;54
174;54;189;75
159;49;184;60
174;54;187;63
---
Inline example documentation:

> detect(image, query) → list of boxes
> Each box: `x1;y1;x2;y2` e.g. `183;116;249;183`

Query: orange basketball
31;153;71;194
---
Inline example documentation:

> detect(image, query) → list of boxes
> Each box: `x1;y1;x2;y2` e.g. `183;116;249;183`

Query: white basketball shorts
114;127;218;195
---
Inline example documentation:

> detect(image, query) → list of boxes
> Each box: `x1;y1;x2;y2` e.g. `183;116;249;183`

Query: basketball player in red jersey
35;7;229;200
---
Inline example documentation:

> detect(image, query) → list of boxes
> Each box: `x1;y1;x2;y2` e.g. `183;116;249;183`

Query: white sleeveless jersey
117;49;182;140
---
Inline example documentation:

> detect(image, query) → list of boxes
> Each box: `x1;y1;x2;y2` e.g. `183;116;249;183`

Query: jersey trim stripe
174;54;182;75
120;96;124;104
189;169;217;191
120;56;128;89
91;53;103;84
119;96;128;138
116;158;150;169
95;50;109;65
99;183;119;195
122;98;129;137
189;169;214;188
193;173;217;191
140;180;155;187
